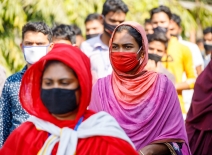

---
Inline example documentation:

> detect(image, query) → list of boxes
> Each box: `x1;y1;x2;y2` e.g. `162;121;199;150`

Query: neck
100;32;110;46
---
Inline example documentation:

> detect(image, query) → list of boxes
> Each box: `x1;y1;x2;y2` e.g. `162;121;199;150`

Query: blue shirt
0;66;29;147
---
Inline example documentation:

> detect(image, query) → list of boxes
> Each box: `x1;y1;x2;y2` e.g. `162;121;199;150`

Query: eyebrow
24;41;46;44
43;78;73;80
112;43;134;45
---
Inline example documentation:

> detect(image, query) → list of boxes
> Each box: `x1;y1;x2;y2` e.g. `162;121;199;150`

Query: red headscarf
109;21;158;104
20;43;93;128
1;44;138;155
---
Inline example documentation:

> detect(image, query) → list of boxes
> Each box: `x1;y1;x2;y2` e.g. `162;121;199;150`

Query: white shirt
179;37;204;70
80;35;112;83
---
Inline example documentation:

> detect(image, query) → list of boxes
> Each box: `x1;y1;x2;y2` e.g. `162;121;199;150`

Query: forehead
113;30;136;43
43;62;75;78
149;41;166;50
151;12;170;22
105;11;126;20
204;33;212;40
23;31;49;42
86;20;102;27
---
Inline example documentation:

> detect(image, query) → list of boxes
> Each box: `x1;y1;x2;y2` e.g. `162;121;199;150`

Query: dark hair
147;31;168;48
171;13;181;27
150;5;172;20
22;21;52;42
71;24;82;36
203;27;212;35
85;13;102;24
115;25;142;48
52;24;76;44
144;18;151;25
102;0;129;16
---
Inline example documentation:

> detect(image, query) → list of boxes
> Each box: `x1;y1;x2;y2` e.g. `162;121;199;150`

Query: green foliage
0;0;212;76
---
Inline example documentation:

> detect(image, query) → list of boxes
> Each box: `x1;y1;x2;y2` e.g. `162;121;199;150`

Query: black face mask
86;33;100;40
41;88;79;114
103;21;117;36
153;26;168;34
148;53;162;63
204;43;212;52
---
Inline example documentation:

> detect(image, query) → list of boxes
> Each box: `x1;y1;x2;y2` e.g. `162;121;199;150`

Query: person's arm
196;65;203;76
138;143;170;155
175;46;196;91
0;80;12;147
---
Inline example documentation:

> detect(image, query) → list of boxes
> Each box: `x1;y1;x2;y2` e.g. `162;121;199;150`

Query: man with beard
150;5;196;117
80;0;128;84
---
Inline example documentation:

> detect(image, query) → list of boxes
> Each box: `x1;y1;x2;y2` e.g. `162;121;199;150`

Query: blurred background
0;0;211;75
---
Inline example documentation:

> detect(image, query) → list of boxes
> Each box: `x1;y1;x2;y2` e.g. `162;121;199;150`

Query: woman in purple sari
89;21;190;155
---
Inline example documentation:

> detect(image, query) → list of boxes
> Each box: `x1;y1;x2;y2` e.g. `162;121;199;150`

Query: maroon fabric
186;60;212;155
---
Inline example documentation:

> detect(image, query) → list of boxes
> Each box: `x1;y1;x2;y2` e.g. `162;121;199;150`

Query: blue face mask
23;45;49;64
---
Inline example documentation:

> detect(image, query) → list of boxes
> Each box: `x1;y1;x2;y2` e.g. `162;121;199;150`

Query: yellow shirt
162;37;196;114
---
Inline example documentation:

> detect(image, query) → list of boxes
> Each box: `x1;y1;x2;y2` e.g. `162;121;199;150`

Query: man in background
52;24;76;45
169;13;204;113
144;18;154;35
0;22;53;147
85;13;104;40
150;5;196;116
170;13;204;75
202;27;212;67
72;24;84;47
81;0;129;84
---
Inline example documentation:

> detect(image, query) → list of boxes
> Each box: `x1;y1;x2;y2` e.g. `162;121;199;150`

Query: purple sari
89;74;190;155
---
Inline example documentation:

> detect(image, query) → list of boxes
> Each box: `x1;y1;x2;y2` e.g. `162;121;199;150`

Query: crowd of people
0;0;211;154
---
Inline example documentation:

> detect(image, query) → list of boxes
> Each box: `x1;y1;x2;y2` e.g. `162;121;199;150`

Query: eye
125;46;133;49
61;82;69;86
112;45;118;49
37;43;45;45
44;81;52;86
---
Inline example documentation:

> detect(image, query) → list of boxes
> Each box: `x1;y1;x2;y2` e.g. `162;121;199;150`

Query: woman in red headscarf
0;44;138;155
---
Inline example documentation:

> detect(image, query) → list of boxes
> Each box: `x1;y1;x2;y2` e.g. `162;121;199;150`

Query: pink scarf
89;21;190;154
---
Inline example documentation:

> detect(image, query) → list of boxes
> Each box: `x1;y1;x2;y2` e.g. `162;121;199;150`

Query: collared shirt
80;35;112;83
0;66;29;147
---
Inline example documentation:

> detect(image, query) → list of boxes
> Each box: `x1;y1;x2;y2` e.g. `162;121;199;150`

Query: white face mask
23;45;49;64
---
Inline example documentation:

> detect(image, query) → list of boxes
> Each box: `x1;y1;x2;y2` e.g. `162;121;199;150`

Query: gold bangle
139;150;145;155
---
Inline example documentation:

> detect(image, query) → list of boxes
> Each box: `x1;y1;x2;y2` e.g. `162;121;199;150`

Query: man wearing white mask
0;21;53;147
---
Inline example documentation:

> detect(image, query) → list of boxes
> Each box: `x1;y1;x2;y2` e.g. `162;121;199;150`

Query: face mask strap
137;46;143;63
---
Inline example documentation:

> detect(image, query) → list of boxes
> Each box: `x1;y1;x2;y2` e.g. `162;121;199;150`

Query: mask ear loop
137;46;143;64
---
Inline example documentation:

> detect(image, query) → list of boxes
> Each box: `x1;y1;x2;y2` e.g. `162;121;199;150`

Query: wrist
139;145;154;155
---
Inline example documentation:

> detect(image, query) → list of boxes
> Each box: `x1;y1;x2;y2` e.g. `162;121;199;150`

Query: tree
0;0;211;75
